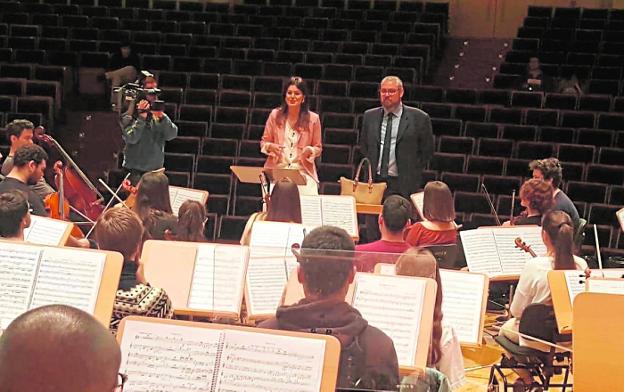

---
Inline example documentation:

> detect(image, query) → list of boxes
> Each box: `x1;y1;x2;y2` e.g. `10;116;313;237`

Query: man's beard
26;175;38;186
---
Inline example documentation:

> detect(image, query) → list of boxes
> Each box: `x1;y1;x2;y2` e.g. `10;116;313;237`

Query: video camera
113;70;165;115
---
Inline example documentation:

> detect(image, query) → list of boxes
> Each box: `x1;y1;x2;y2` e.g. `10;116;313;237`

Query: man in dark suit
359;76;434;199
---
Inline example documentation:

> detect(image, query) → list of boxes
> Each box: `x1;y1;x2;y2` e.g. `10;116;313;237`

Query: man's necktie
379;113;394;178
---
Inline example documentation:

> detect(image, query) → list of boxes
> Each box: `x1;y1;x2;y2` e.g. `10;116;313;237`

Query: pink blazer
260;108;323;182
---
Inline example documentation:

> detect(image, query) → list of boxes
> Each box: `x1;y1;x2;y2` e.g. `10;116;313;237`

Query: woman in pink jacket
261;76;322;195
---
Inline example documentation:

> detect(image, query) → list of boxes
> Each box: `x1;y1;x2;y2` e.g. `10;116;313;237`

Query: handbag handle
353;158;374;192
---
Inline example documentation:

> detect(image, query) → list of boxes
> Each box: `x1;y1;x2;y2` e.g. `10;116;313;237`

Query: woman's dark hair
542;210;576;270
520;178;554;215
266;180;302;223
395;248;443;366
277;76;310;130
423;181;455;222
175;200;207;242
133;171;172;222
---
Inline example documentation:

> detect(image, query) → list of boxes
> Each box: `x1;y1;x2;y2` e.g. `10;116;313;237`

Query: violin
514;237;537;258
121;179;137;209
34;126;105;222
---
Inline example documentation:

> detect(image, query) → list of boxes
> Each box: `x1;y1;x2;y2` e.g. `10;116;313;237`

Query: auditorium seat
511;91;543;108
560;162;585;182
588;203;623;227
466;155;505;176
577;128;613;148
322;144;351;164
489;107;523;124
538;126;575;143
598;147;624;166
516;141;555;160
178;104;212;123
196;155;236;174
578;95;611;112
194;173;232;197
176;121;208;138
218;215;249;241
429;152;465;173
413;85;444;103
441;172;480;193
477;89;511;106
233;195;262;216
165;136;200;155
525;108;559;127
566;181;608;204
431;118;462;136
0;65;32;80
421;103;453;119
322;113;355;130
597;113;624;131
210;123;245;139
501;124;537;141
478;138;513;158
438;136;475;155
201;137;239;157
557;143;595;163
454;105;487;122
609;186;624;205
318;81;347;97
454;191;493;214
17;96;53;127
544;93;577;110
586;164;624;185
465;122;499;139
445;88;477;104
505;158;530;177
164;153;195;173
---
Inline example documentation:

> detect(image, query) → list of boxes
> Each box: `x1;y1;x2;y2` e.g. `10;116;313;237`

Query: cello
34;126;105;224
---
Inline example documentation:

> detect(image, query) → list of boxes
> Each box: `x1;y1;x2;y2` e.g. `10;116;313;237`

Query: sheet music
586;278;624;295
563;270;586;305
320;196;357;236
491;231;535;275
249;222;299;258
29;248;105;314
0;242;41;329
599;269;624;279
187;245;248;314
351;273;425;366
300;196;323;227
410;192;425;218
119;319;222;392
246;257;297;316
508;226;548;257
215;329;325;392
23;216;69;246
459;230;503;275
169;186;207;216
439;270;486;345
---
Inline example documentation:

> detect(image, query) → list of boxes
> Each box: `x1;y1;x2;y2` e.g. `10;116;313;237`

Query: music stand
230;166;266;184
264;168;307;185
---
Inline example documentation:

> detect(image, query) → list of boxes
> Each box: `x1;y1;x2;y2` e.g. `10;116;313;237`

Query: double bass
34;127;105;225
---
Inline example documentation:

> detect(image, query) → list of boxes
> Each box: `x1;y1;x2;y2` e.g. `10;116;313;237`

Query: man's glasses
114;373;127;391
379;88;399;96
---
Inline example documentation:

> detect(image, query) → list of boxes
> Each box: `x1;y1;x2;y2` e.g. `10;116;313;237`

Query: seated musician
498;210;588;389
0;145;91;248
0;305;122;392
131;170;176;241
503;179;554;226
0;190;31;241
1;119;55;200
354;195;411;272
529;158;579;224
94;208;173;334
0;144;50;216
405;181;458;247
395;248;465;390
258;226;400;391
240;179;302;246
163;200;207;242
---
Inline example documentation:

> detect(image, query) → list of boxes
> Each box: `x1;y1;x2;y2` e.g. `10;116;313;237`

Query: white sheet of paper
563;270;586;306
492;231;535;275
23;216;70;246
459;230;503;275
249;221;297;258
377;263;397;275
410;192;425;219
320;196;358;237
246;257;297;317
187;245;248;313
119;319;222;392
439;270;486;345
29;248;105;314
351;273;425;367
214;329;325;392
169;186;207;216
0;242;41;329
597;269;624;279
586;278;624;295
300;196;323;227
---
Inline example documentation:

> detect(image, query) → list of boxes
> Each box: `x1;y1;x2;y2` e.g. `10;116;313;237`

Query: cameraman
120;76;178;185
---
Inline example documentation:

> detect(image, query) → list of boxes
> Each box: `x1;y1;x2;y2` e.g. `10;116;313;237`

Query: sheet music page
23;216;69;246
586;278;624;295
509;226;548;257
459;230;503;275
491;231;536;275
0;242;41;329
320;196;358;236
215;329;325;392
119;319;222;392
599;269;624;279
29;248;105;314
246;257;296;316
351;273;425;366
249;221;293;258
169;186;206;216
439;270;486;345
300;196;323;228
410;192;425;218
563;270;586;305
187;245;248;314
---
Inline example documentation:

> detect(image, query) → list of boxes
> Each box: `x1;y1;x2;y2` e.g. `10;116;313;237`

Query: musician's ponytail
542;210;576;270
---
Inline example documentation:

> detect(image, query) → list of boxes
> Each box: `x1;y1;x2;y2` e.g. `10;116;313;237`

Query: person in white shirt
499;210;588;390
